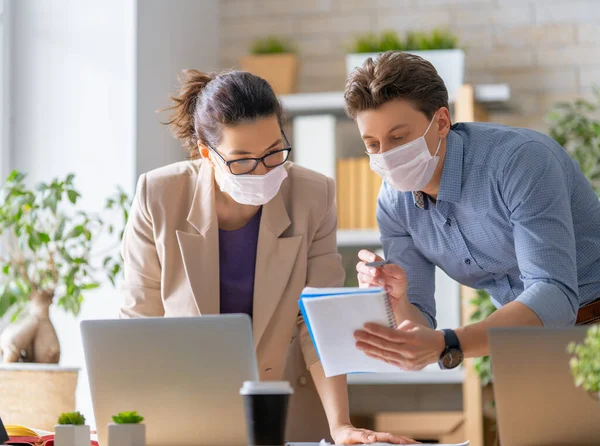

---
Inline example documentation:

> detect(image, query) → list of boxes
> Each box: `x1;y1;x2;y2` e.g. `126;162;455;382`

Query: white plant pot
345;49;465;101
54;425;90;446
107;423;146;446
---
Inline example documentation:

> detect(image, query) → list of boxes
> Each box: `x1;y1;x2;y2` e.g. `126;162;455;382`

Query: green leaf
38;232;51;244
81;283;100;290
67;225;84;239
2;264;9;275
11;305;25;323
67;190;80;204
66;173;75;184
7;170;18;182
55;218;67;240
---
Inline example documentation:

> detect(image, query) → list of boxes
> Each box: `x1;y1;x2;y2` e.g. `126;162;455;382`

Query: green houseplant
109;411;146;446
469;289;497;387
57;412;86;426
0;170;130;363
241;35;298;95
112;412;144;424
568;325;600;397
55;411;90;446
346;29;464;98
547;86;600;196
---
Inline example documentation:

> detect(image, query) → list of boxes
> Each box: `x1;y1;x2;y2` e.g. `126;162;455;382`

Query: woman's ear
199;144;211;160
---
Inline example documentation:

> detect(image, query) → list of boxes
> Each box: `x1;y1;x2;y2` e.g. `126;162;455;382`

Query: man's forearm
395;297;431;327
455;301;543;358
308;360;351;432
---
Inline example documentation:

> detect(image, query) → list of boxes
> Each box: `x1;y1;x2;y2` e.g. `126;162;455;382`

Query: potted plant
0;170;130;363
547;86;600;196
568;325;600;400
108;412;145;446
240;35;298;95
468;289;498;445
346;29;464;99
55;412;90;446
0;171;130;430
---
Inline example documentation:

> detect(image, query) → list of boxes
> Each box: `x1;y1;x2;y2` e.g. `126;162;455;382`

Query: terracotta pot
240;53;298;95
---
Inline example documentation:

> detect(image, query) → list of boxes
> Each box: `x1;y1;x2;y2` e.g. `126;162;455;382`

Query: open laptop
81;315;258;446
489;327;600;446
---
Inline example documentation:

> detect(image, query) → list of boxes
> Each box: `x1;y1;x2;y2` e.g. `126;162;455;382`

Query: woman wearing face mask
119;69;416;445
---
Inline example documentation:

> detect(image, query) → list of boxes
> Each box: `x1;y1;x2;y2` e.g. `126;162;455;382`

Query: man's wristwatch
438;328;464;370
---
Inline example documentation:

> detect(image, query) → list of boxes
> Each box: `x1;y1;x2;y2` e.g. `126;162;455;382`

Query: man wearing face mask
346;51;600;372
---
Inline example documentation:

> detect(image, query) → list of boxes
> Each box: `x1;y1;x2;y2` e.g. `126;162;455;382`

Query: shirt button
445;218;452;226
298;376;308;387
464;258;471;265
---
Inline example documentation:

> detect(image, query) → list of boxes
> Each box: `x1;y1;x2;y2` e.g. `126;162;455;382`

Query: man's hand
356;250;409;311
354;320;446;371
331;424;419;445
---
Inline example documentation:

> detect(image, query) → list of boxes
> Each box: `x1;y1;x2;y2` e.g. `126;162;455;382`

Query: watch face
442;348;464;369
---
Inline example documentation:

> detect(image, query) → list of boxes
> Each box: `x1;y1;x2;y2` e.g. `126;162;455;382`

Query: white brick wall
219;0;600;129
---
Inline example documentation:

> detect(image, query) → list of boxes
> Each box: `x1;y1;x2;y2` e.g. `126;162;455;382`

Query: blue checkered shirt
377;122;600;328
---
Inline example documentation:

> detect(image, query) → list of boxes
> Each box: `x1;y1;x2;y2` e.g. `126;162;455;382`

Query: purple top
218;208;262;318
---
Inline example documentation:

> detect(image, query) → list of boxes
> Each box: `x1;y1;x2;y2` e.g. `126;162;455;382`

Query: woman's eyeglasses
209;133;292;176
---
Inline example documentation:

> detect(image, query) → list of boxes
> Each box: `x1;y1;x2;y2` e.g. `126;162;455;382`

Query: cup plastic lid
240;381;294;395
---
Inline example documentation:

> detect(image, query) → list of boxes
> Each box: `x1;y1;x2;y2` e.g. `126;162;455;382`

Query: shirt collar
411;128;463;209
436;128;464;203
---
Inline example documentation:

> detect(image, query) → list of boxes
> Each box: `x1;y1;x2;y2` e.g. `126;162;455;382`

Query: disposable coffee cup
240;381;294;446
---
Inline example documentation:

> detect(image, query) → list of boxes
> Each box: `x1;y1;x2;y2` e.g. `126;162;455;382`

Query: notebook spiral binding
384;294;397;328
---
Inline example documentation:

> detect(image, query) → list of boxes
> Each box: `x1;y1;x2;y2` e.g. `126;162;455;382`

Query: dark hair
163;69;284;158
344;51;449;120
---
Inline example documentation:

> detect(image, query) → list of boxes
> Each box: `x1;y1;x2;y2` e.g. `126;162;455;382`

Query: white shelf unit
280;84;510;117
337;229;381;247
347;366;464;385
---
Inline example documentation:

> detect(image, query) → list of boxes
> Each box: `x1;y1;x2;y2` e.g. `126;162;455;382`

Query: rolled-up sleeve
377;184;437;328
502;142;579;327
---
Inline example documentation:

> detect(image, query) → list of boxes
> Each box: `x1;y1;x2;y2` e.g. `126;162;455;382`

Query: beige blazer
120;159;345;441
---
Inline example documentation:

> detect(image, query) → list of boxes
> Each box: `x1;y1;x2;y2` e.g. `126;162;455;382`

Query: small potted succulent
568;325;600;400
346;29;464;99
108;411;145;446
55;412;90;446
240;36;298;95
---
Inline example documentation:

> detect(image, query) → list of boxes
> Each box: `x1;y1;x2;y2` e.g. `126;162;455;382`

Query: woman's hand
331;424;419;444
356;250;408;311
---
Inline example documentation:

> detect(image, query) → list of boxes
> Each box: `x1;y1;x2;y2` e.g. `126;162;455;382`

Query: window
0;0;9;180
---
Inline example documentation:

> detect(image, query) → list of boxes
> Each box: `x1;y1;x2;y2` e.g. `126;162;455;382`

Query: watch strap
441;328;461;352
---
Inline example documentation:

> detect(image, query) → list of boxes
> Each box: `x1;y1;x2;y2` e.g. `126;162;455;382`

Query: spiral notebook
299;287;401;377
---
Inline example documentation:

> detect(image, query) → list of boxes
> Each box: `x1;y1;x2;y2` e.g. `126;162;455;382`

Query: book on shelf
336;157;382;230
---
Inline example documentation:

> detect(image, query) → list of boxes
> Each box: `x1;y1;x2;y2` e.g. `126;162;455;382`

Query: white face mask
368;115;442;192
212;158;288;206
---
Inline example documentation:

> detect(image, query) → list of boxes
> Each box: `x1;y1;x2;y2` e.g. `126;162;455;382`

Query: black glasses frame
209;132;293;176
